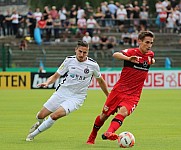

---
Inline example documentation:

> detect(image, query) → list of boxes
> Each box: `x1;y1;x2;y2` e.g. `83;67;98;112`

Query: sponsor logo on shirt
70;74;86;81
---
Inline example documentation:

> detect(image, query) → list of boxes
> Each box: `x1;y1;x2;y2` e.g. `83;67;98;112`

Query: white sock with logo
31;116;55;137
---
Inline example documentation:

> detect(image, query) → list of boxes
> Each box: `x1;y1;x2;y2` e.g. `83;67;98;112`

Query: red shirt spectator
49;6;59;20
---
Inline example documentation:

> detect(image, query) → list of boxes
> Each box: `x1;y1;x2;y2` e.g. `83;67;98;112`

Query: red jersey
159;11;167;22
38;20;46;28
112;48;154;98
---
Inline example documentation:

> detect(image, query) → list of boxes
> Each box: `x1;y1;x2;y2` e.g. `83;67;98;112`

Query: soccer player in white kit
26;40;109;141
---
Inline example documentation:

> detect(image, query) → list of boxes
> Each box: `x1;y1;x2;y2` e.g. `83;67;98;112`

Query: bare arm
96;76;109;97
113;52;139;64
37;72;61;88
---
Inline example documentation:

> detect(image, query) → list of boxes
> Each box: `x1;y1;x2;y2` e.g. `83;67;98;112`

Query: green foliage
28;0;158;15
0;89;181;150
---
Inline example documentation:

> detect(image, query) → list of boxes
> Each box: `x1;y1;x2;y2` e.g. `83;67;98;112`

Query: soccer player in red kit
87;31;155;144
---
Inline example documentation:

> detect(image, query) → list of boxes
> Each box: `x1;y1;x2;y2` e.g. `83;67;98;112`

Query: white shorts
43;92;84;115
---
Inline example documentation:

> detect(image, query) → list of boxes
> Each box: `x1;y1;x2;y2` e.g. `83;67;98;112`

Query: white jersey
56;55;101;100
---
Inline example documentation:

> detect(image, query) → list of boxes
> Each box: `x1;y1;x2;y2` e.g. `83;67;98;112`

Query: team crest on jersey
103;105;109;112
84;68;89;74
143;61;148;67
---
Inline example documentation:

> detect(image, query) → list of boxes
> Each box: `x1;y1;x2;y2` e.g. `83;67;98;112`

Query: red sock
107;114;125;133
91;115;104;136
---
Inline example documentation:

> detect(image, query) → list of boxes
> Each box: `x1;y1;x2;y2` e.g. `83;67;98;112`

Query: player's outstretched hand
37;82;48;88
129;56;139;64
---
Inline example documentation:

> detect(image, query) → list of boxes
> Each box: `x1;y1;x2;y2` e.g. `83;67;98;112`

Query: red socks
91;115;105;136
107;114;125;133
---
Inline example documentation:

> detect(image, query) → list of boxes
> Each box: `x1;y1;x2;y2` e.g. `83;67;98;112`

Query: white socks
31;116;55;137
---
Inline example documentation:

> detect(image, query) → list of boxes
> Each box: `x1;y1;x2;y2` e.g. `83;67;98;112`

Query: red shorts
102;90;140;116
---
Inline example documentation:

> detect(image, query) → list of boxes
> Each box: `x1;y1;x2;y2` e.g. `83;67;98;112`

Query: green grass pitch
0;89;180;150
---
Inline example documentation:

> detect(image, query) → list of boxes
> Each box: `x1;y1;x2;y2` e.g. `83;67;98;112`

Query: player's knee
50;113;60;120
118;106;128;117
36;111;46;119
100;113;109;121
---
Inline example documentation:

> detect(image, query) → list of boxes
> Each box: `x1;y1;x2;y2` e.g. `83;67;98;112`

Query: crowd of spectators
0;0;181;49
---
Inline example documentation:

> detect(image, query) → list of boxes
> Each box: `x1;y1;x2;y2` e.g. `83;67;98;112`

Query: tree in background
28;0;179;17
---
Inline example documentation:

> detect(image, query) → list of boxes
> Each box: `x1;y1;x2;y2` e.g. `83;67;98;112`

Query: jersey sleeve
56;58;69;76
120;48;133;57
93;63;101;78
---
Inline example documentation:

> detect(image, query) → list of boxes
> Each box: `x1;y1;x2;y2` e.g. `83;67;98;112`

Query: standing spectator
140;0;149;12
62;18;71;42
77;15;87;36
43;6;50;20
166;13;176;33
37;16;46;39
77;6;85;21
45;15;53;41
87;31;155;145
155;0;164;14
108;1;118;26
0;10;6;37
86;16;100;37
49;6;59;20
125;1;134;25
172;5;180;33
116;5;127;32
139;7;149;31
108;0;118;18
59;6;67;27
53;15;61;41
5;10;13;36
166;4;173;18
25;40;109;142
104;8;114;28
101;1;108;15
26;8;36;38
11;10;19;36
38;16;46;29
34;8;42;22
159;7;167;33
171;0;178;8
132;0;140;27
84;2;94;19
69;5;77;26
93;7;105;26
17;12;25;38
162;0;171;8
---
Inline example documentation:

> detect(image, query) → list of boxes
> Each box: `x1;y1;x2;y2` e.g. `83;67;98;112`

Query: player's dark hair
77;40;89;48
138;31;155;41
